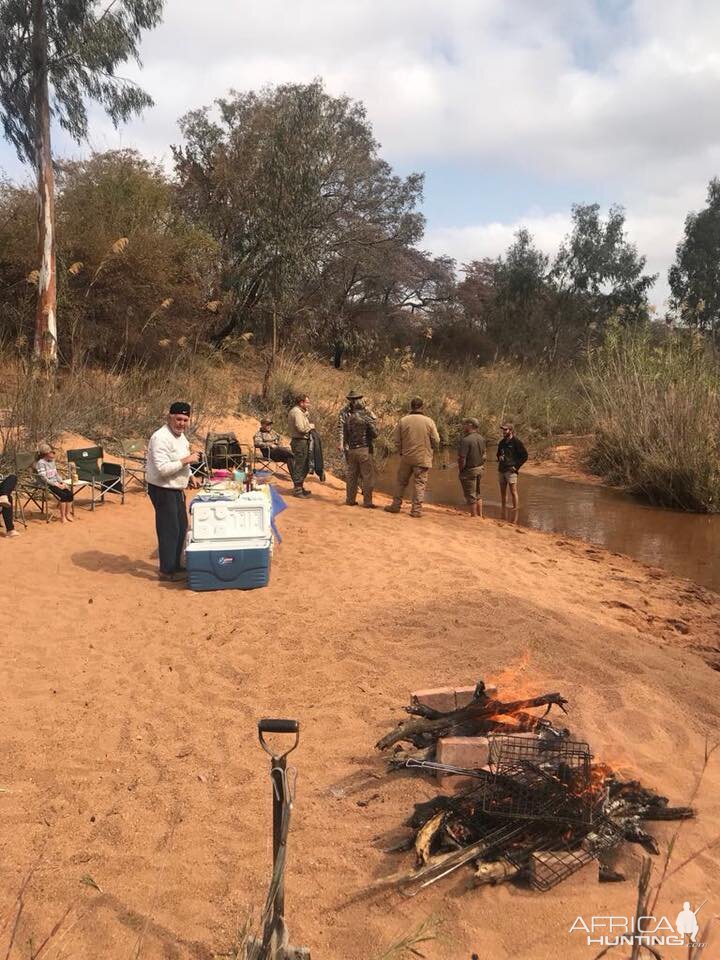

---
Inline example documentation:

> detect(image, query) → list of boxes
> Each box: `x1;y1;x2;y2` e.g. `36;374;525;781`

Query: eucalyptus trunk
31;0;57;364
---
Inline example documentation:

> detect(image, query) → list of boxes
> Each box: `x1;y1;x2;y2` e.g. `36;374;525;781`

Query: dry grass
0;352;237;468
584;327;720;512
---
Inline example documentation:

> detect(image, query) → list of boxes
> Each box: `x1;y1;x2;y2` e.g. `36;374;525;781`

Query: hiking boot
384;504;401;514
301;488;312;498
345;501;358;506
292;487;304;498
409;511;422;518
363;503;377;509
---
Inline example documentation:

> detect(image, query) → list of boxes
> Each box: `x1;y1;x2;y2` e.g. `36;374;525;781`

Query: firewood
376;693;568;751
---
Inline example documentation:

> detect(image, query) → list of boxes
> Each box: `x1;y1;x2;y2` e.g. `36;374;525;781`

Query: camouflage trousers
345;447;374;506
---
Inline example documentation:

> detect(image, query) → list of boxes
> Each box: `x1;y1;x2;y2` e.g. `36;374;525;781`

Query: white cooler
186;492;272;591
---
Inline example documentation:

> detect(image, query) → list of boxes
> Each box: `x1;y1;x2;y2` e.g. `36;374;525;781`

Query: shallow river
375;454;720;594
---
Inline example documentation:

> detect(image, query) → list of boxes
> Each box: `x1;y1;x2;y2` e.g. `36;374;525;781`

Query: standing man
338;389;377;451
146;401;201;582
458;417;486;518
497;422;528;511
288;393;314;498
384;397;440;518
342;394;379;508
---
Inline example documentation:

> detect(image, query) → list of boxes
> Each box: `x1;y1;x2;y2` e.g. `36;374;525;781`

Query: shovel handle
258;718;300;759
259;718;299;734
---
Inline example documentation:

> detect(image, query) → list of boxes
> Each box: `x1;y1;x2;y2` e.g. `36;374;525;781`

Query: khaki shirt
288;406;313;439
393;413;440;468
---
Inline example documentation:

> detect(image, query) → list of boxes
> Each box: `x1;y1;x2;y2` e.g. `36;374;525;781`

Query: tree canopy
669;177;720;345
0;0;163;162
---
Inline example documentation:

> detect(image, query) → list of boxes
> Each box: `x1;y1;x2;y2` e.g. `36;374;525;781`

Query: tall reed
583;327;720;512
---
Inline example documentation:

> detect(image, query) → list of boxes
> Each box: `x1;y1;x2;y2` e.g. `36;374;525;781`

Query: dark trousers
258;444;294;464
290;438;310;487
48;483;73;502
0;475;16;532
147;483;188;574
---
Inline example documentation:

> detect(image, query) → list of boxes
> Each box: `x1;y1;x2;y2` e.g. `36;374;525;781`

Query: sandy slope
1;416;719;960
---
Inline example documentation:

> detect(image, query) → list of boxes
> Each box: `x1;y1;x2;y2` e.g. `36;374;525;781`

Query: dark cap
169;401;191;415
346;388;363;400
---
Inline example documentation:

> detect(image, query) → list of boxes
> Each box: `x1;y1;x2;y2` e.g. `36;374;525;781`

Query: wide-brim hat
346;389;363;400
260;417;273;425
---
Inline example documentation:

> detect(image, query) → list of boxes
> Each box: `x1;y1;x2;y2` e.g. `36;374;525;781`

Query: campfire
374;681;694;892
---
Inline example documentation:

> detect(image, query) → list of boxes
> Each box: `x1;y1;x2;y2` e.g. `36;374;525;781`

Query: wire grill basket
483;735;594;825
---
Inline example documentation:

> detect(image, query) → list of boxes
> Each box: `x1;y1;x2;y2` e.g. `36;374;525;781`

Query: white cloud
2;0;719;304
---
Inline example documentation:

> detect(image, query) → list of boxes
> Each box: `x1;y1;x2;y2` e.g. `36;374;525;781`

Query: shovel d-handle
258;718;300;760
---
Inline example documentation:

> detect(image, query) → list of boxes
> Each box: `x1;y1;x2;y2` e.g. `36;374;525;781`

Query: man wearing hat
146;401;202;582
457;417;486;517
253;417;294;466
339;390;379;508
338;389;376;451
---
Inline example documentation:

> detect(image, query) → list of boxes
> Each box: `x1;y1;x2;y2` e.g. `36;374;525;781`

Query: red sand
1;416;719;959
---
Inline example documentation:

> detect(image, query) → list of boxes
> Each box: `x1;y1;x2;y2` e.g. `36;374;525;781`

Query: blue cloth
269;485;287;543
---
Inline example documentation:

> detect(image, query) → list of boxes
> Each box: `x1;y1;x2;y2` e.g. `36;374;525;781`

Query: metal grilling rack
483;735;594;825
521;817;624;891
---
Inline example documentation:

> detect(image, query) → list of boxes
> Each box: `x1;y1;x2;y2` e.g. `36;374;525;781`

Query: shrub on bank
584;327;720;512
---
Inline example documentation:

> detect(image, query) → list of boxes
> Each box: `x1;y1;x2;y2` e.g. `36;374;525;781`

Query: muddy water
376;454;720;594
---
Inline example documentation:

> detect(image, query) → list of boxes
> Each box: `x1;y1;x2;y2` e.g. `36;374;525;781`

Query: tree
173;80;425;372
551;203;655;357
0;151;218;363
0;0;164;362
669;177;720;347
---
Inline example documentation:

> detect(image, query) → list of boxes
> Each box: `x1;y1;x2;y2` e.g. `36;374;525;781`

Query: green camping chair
66;446;124;510
115;437;147;491
14;451;50;524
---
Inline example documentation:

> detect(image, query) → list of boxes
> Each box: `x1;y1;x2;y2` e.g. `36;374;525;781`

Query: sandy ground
2;416;720;960
523;437;603;486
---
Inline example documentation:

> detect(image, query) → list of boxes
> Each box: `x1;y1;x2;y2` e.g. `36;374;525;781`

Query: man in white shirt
146;401;201;581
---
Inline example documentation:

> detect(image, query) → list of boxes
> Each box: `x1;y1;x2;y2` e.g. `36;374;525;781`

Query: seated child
35;443;75;522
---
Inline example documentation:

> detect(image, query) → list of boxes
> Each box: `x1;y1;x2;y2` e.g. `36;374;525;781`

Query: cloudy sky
3;0;720;306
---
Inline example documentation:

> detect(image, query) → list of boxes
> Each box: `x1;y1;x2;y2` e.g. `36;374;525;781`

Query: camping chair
205;433;251;474
14;451;50;524
253;443;292;479
115;438;147;491
66;446;124;509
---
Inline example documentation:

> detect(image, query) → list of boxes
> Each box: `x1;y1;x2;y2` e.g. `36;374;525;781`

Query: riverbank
2;414;719;960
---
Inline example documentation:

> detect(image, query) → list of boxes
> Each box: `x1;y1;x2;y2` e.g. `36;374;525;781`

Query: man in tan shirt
384;397;440;518
288;393;314;497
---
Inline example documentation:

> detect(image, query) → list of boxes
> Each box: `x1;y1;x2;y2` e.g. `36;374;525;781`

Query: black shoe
345;501;358;506
363;504;377;509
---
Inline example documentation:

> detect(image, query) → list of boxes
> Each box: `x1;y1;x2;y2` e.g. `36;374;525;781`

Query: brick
529;851;598;889
410;687;456;714
455;683;498;708
436;736;490;790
